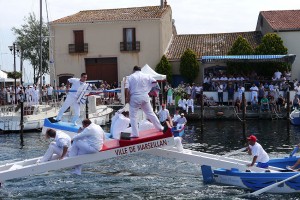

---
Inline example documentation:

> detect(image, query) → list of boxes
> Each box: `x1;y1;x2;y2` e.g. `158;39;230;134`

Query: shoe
49;117;60;123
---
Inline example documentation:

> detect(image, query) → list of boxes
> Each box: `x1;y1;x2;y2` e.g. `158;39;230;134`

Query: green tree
254;33;289;77
179;48;199;83
7;71;22;79
12;13;49;83
155;55;172;83
227;35;254;75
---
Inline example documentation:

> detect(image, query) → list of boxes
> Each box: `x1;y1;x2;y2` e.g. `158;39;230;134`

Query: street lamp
8;42;20;104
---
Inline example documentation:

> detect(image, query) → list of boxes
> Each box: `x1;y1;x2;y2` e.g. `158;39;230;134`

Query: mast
39;0;43;103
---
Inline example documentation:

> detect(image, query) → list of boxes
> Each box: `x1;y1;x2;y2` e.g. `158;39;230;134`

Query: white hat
61;83;65;86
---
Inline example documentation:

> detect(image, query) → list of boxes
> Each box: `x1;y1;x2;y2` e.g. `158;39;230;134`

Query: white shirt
250;86;258;95
195;86;202;93
55;130;71;149
220;77;228;81
274;71;282;80
157;108;170;122
217;84;223;92
172;114;180;122
125;71;156;96
73;123;104;151
176;116;187;125
47;86;53;95
68;78;85;98
112;114;130;139
249;142;269;163
187;99;194;106
178;99;187;107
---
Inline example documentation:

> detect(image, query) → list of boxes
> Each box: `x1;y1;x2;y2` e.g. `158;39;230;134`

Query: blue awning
201;54;296;64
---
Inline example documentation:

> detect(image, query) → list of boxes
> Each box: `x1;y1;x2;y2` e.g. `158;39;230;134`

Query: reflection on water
0;120;300;199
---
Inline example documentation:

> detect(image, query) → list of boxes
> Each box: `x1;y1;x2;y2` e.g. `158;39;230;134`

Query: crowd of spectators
163;69;296;113
0;80;121;106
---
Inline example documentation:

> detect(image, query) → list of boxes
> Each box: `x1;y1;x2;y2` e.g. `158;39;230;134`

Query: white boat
0;104;58;132
0;95;113;132
60;95;114;126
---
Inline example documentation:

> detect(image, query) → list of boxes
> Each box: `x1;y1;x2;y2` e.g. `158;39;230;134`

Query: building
256;10;300;80
49;2;299;86
49;1;173;85
165;32;262;85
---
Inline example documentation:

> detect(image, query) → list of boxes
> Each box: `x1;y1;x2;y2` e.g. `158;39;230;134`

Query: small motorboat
290;109;300;125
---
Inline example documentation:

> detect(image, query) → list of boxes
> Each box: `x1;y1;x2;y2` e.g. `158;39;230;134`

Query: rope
233;106;243;122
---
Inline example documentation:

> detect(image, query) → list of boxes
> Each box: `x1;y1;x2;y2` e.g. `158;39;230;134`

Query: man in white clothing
186;96;194;113
69;119;104;175
246;135;269;168
47;85;54;101
125;66;165;137
274;69;282;80
55;73;88;125
172;110;181;124
38;128;71;163
249;83;259;102
178;97;187;111
111;111;130;139
25;85;32;104
157;104;170;124
238;84;245;100
32;86;39;105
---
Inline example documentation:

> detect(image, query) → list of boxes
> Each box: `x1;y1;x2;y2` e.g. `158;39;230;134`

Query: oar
245;172;300;196
223;147;247;157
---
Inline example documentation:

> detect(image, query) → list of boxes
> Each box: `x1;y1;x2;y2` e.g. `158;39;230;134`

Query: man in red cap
246;135;269;168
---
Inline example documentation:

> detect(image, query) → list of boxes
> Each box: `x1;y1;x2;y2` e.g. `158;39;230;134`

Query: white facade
49;7;173;85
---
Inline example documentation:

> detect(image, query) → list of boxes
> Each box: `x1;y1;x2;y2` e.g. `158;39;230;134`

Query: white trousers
129;94;163;137
251;94;258;102
69;140;99;175
26;94;32;103
32;95;39;105
167;95;173;105
186;105;194;113
40;142;63;162
174;137;183;152
56;95;80;123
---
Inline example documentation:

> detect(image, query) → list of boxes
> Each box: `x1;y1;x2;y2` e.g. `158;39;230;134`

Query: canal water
0;120;300;199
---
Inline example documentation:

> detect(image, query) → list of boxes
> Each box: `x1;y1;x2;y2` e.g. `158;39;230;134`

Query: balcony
120;41;140;52
69;43;88;53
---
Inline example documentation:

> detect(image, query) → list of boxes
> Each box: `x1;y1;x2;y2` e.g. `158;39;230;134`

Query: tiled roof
51;6;170;24
261;10;300;31
165;31;262;60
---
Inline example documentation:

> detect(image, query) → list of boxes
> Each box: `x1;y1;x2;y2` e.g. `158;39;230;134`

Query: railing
120;41;140;52
68;43;88;53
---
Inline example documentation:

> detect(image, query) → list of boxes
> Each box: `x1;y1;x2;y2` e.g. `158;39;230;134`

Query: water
1;120;300;199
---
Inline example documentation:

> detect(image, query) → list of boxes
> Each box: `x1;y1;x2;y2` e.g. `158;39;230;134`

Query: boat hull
204;156;300;193
213;168;300;193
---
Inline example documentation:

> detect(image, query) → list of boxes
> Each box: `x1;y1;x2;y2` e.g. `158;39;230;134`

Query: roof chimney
160;0;164;8
160;0;167;8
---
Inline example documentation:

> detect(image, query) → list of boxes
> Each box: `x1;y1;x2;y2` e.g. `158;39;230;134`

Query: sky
0;0;300;83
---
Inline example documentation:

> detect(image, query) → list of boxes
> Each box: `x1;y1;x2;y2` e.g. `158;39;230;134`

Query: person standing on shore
125;66;165;138
54;73;88;125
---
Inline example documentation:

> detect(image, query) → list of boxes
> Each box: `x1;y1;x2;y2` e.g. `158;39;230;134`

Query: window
74;30;84;52
122;28;139;51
